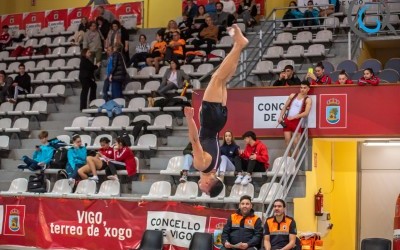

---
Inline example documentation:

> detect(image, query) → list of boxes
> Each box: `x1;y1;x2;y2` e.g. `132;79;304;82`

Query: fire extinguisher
315;188;323;216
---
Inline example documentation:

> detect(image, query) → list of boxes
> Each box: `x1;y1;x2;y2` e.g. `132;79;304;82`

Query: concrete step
1;159;24;171
47;112;85;122
167;136;188;147
18;139;41;149
64;95;81;105
149;157;171;170
30;129;71;138
57;104;81;113
8;149;35;160
40;120;70;130
0;170;32;182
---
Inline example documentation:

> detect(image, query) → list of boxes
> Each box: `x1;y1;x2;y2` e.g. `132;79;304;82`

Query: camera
280;121;287;128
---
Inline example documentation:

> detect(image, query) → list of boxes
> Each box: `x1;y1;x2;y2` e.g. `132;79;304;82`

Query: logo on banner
32;16;36;22
208;217;227;249
319;94;347;129
3;205;25;236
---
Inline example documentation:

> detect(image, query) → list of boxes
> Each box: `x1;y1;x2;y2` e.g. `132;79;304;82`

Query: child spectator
335;70;354;85
17;131;54;171
192;5;209;34
78;137;114;182
282;1;304;28
219;131;241;178
146;31;167;74
273;65;301;86
306;62;332;85
130;34;150;68
9;63;31;103
73;17;89;46
106;137;136;180
83;21;103;64
180;142;194;182
358;68;380;86
303;0;320;26
0;25;11;51
192;16;219;56
164;31;186;62
66;134;87;187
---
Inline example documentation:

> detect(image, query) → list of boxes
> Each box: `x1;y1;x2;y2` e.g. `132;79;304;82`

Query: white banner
146;211;207;248
253;95;317;129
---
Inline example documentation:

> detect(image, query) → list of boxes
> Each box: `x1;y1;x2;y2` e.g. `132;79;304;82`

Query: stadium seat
313;30;333;43
209;49;225;62
304;44;326;58
142;181;171;200
83;116;109;132
270;157;296;176
160;156;185;175
60;58;80;71
263;46;284;60
43;85;66;98
152;65;169;79
57;135;71;144
44;71;66;84
61;70;79;84
25;38;38;47
95;180;120;197
46;47;65;58
189;232;213;250
147;114;173;131
47;179;72;195
378;69;400;83
272;60;294;73
137;230;163;250
0;118;12;132
63;46;81;57
216;35;233;48
0;102;14;115
323;17;340;28
361;238;391;250
283;45;304;58
361;58;382;73
190;63;213;77
87;134;113;150
292;31;313;44
133;66;156;80
0;51;9;61
104;115;130;131
73;180;97;195
51;36;66;47
224;183;255;203
0;62;6;70
6;62;20;74
7;101;30;116
384;58;400;75
26;85;49;98
351;70;364;81
329;70;340;82
337;60;358;73
38;37;51;47
123;81;142;95
131;134;157;151
253;182;284;204
5;118;29;133
47;58;66;71
251;60;273;75
31;59;50;72
0;135;10;150
181;64;194;75
137;80;160;95
170;181;199;201
273;32;293;45
24;61;36;72
1;178;28;194
80;134;92;147
31;72;50;85
126;67;138;78
65;116;89;131
113;98;126;107
122;97;146;113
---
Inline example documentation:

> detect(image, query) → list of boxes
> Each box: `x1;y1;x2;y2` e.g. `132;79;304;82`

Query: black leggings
106;161;126;176
235;158;265;174
79;77;97;111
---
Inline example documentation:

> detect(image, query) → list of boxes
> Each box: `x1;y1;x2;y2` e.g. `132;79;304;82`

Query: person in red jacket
0;25;11;51
306;62;332;85
106;137;137;180
335;70;354;85
358;68;380;86
235;131;269;185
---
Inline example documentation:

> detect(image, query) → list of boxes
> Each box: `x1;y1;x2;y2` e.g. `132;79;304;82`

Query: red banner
0;196;232;250
1;13;23;37
192;85;400;138
23;12;45;34
182;0;265;15
116;2;143;27
45;9;68;30
67;7;92;28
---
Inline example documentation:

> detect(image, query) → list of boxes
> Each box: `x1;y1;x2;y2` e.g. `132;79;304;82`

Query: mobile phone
35;145;39;148
308;68;314;74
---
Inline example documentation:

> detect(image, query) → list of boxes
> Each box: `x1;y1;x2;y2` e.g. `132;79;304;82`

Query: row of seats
0;45;81;61
6;35;75;52
0;58;80;74
263;44;327;60
0;135;10;150
323;58;400;76
273;30;333;45
0;101;48;116
0;118;30;133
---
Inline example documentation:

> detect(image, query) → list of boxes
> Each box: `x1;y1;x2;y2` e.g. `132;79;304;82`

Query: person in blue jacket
17;131;54;171
66;134;87;187
303;0;320;26
282;1;304;27
219;131;241;177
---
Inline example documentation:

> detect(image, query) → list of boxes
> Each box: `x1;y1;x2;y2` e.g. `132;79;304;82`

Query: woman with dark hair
106;20;129;60
66;135;87;188
79;48;100;110
359;68;380;86
73;17;89;45
78;137;114;181
96;16;110;42
191;5;209;34
106;137;137;180
219;131;241;177
109;43;127;99
282;1;304;27
306;61;332;85
129;34;150;68
157;59;190;97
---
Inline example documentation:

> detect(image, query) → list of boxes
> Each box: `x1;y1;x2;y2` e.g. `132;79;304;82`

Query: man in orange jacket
235;131;269;185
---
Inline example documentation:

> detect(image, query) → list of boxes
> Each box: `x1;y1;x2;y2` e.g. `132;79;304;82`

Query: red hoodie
334;79;354;85
311;75;332;85
114;147;137;176
358;76;380;86
240;140;270;169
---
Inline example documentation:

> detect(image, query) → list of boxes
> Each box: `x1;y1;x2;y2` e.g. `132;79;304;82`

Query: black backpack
27;173;47;193
49;147;68;169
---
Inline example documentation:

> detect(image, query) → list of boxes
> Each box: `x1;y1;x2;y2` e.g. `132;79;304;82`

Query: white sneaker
234;174;244;184
68;178;75;189
241;175;252;185
179;174;188;183
107;175;118;181
88;176;99;182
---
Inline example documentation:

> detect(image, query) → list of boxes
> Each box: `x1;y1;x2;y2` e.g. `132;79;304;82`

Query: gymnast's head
198;172;224;198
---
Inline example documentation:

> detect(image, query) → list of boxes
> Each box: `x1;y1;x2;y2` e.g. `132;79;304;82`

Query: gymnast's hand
184;107;194;119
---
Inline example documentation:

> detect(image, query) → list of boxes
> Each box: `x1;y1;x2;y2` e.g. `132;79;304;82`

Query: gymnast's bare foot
228;24;249;48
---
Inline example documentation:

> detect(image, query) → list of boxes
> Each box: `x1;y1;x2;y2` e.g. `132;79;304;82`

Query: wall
294;139;358;250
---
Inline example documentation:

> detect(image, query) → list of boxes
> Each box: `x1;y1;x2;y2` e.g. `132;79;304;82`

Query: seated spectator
103;45;114;101
273;65;301;86
106;20;129;61
83;21;103;64
319;0;340;17
335;70;354;85
78;137;113;182
17;131;54;171
97;5;115;23
0;70;12;104
205;0;217;14
73;17;89;46
192;16;219;55
9;63;31;103
106;137;137;181
219;131;240;177
221;195;263;250
180;142;194;182
164;31;186;62
282;1;304;28
303;0;320;26
183;0;198;22
178;14;192;40
164;20;180;43
238;0;258;27
235;131;269;185
146;31;167;74
0;25;11;51
79;48;100;111
157;59;190;97
191;5;209;34
358;68;380;86
306;62;332;85
86;0;109;6
210;2;229;27
109;43;127;99
96;16;110;43
66;134;87;188
130;34;150;68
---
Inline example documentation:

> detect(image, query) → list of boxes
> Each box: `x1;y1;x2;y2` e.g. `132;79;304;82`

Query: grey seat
321;61;335;75
329;70;341;82
26;85;49;98
64;116;89;131
378;69;400;83
283;45;304;58
84;116;109;132
313;30;333;43
273;32;293;45
304;44;325;57
292;31;312;44
7;101;30;116
136;81;160;95
337;60;358;74
251;60;274;75
263;46;284;60
104;115;130;131
384;58;400;75
123;97;146;113
361;59;382;73
272;60;295;73
123;81;142;95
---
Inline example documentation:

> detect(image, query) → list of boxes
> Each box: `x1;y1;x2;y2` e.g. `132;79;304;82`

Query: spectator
282;1;304;28
303;0;319;26
264;199;298;250
358;68;380;86
96;16;110;43
106;137;137;181
78;137;114;182
66;134;87;188
164;31;186;62
109;43;127;99
219;131;240;177
205;0;217;14
103;45;114;101
130;34;150;68
17;131;54;171
146;31;167;74
238;0;258;27
106;20;129;61
222;0;236;14
97;5;115;23
273;65;301;86
73;17;89;46
183;0;198;21
335;70;353;85
180;142;194;183
82;21;103;64
192;16;219;56
86;0;109;6
178;14;192;40
210;2;229;27
278;81;312;150
0;25;11;51
221;195;263;250
0;70;12;104
306;62;332;85
236;131;269;185
191;5;209;34
157;59;190;97
164;20;180;43
319;0;340;17
79;48;100;111
9;63;31;102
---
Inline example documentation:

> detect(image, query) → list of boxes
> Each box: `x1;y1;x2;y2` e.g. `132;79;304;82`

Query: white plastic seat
253;183;284;204
1;178;28;194
38;37;51;47
123;81;142;95
209;49;225;62
133;66;156;80
95;180;120;197
82;99;106;113
305;44;326;57
73;180;97;195
269;157;296;176
126;68;138;78
84;116;109;132
104;115;130;131
196;183;225;203
42;85;66;98
224;183;254;203
51;36;66;47
216;36;233;48
7;101;30;116
180;64;194;75
0;62;6;70
62;46;81;57
131;134;157;151
292;31;313;44
80;134;92;147
31;72;50;84
24;61;36;72
60;70;79;83
47;59;66;71
44;71;66;84
122;97;146;113
46;47;65;58
64;116;89;131
273;32;293;45
5;118;29;133
136;81;160;95
26;85;49;98
160;156;185;175
0;118;12;132
0;102;14;115
263;46;284;60
313;30;333;43
251;60;273;75
49;179;73;195
0;135;10;150
190;63;213;78
112;98;126;107
0;51;9;61
32;59;50;72
61;58;80;71
170;181;199;201
142;181;171;200
272;60;295;73
323;17;340;28
57;135;71;144
87;134;113;150
283;45;304;58
152;66;169;79
147;114;173;130
25;38;38;47
6;62;20;74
